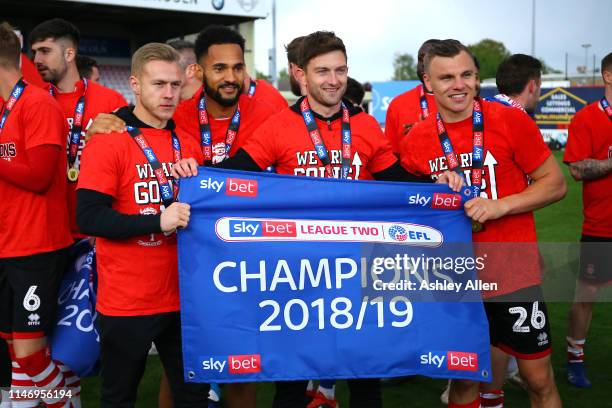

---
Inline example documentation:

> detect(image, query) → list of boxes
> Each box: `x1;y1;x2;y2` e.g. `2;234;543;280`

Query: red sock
15;347;68;408
567;337;585;363
8;343;41;408
449;397;480;408
481;389;504;407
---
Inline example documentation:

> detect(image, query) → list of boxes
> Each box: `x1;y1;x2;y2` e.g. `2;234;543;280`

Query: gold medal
67;167;79;182
472;220;484;233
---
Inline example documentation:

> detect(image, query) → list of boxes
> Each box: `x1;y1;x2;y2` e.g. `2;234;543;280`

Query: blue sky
253;0;610;81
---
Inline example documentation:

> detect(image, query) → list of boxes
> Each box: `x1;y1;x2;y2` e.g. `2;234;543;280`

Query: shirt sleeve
111;91;129;111
507;109;551;175
22;94;65;149
564;109;593;164
77;133;121;197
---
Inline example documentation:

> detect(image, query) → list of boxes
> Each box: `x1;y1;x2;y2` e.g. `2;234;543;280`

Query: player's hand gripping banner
178;168;491;383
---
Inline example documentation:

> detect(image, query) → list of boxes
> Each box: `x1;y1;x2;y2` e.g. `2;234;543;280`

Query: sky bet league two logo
388;225;408;242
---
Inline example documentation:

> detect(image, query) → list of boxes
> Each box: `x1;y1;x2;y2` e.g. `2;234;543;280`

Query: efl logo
432;193;462;210
230;220;296;237
226;178;258;197
447;351;478;372
228;354;261;374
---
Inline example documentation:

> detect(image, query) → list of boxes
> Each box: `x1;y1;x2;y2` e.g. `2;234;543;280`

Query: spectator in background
76;54;101;82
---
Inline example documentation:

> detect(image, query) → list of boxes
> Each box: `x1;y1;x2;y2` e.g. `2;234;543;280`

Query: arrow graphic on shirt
352;152;362;180
483;152;498;200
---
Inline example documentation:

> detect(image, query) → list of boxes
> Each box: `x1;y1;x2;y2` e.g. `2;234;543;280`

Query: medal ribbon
126;126;182;208
299;97;352;179
418;84;430;119
0;78;27;135
435;98;485;198
601;97;612;122
247;80;257;97
50;79;88;169
198;91;241;165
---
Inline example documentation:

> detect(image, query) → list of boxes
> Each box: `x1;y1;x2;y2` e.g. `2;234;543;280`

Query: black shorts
578;235;612;284
0;248;68;339
484;285;552;359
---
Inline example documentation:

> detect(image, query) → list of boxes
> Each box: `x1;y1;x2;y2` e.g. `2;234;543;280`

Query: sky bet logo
408;193;462;210
420;351;478;372
200;177;258;197
202;354;261;374
230;220;296;237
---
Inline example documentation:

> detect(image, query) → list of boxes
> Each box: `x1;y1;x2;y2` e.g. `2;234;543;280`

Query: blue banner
50;240;99;377
178;168;491;383
370;80;420;124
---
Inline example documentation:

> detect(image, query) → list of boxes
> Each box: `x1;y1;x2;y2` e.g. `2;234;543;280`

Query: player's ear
295;65;307;88
64;46;76;64
192;63;203;82
129;75;140;95
423;73;433;93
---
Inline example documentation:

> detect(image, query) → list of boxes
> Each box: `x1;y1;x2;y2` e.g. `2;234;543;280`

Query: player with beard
76;43;208;407
399;39;565;408
29;18;127;239
172;30;463;408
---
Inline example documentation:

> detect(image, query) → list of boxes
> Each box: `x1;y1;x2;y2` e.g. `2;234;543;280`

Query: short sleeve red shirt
0;84;72;257
49;80;128;237
385;84;438;153
173;87;277;162
20;54;47;89
564;100;612;237
77;126;202;316
252;79;288;113
242;99;397;179
400;100;551;297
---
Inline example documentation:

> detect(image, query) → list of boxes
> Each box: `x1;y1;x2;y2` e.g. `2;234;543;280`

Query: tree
392;53;417;80
278;68;289;81
539;60;562;75
255;70;271;81
467;39;511;79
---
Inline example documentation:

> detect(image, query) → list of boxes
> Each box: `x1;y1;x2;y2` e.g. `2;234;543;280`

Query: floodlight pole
531;0;536;56
270;0;278;87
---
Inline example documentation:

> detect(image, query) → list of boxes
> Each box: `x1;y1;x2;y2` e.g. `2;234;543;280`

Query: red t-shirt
251;79;288;113
49;79;128;238
242;100;397;179
385;84;438;153
400;100;551;297
0;84;72;257
77;126;202;316
173;86;277;162
564;100;612;237
20;53;47;89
